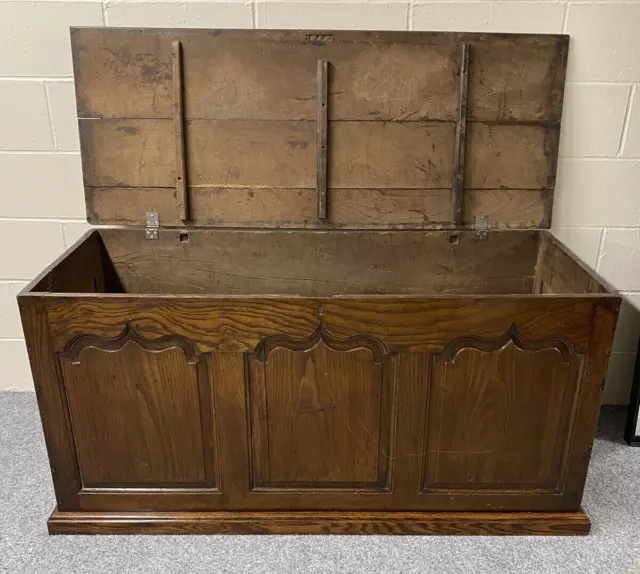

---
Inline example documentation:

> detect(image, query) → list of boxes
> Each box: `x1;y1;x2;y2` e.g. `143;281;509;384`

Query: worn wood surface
48;508;591;535
534;231;614;294
97;228;540;295
72;30;567;122
71;28;568;229
79;120;553;188
85;187;552;230
19;298;81;511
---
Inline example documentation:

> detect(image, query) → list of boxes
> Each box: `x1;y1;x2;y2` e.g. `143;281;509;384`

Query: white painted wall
0;0;638;402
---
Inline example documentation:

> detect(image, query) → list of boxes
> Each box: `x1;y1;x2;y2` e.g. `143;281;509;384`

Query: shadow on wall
608;296;640;405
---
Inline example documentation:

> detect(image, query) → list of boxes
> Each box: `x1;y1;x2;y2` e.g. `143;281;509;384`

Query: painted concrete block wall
0;0;638;403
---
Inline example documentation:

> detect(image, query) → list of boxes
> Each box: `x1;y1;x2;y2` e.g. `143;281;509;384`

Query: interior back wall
1;0;639;403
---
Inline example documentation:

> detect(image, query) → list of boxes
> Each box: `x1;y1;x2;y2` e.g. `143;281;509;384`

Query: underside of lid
71;28;568;230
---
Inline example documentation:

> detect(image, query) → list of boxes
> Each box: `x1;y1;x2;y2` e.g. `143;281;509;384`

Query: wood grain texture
33;230;108;294
19;29;623;535
25;289;619;515
48;508;591;535
71;29;567;123
85;187;552;229
424;325;583;492
79;120;553;191
246;326;396;490
534;231;614;295
559;299;620;506
44;296;606;355
71;28;567;229
58;325;216;487
18;298;81;510
97;228;540;295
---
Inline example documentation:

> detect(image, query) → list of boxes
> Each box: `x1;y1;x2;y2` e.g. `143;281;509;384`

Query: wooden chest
19;28;620;535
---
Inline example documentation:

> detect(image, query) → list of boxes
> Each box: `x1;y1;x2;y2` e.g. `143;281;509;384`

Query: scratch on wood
301;404;337;415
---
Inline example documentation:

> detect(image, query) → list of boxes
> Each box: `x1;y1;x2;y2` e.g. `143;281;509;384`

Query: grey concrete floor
1;392;639;574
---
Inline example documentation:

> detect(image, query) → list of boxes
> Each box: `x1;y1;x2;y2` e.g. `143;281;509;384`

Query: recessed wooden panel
423;326;583;492
246;327;396;490
59;325;216;488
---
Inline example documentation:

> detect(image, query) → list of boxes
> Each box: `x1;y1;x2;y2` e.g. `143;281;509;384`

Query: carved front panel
246;327;396;490
59;325;216;489
423;326;583;493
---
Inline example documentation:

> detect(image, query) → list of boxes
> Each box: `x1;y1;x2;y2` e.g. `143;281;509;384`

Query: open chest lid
71;28;568;231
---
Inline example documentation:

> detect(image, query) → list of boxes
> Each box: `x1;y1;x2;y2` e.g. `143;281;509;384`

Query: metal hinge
474;215;488;240
145;211;159;240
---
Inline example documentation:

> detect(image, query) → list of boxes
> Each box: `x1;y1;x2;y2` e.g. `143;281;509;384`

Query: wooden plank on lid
71;28;569;230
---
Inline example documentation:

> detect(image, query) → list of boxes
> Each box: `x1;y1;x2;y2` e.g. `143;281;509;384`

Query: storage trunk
19;28;620;535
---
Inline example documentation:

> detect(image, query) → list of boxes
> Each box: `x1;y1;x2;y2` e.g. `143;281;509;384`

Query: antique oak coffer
19;28;621;535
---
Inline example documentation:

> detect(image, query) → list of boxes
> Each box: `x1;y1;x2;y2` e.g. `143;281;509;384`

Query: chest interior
34;228;608;296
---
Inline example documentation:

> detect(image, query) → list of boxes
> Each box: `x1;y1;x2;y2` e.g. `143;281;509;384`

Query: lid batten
451;43;469;226
172;39;189;222
316;59;329;221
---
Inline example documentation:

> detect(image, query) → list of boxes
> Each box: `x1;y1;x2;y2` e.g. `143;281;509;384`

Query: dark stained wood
18;298;81;510
452;43;469;225
59;325;216;487
96;228;540;295
559;299;620;506
20;289;619;517
172;40;188;222
316;59;328;220
424;325;583;492
48;508;591;535
72;28;568;230
43;295;611;356
33;230;106;294
18;28;622;536
246;326;396;490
